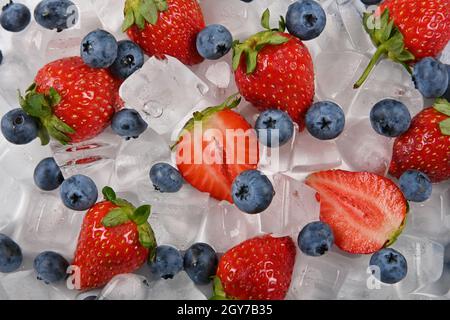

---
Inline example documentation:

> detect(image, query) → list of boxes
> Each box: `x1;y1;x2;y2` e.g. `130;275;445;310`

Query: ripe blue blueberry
196;24;233;60
184;243;218;285
255;109;294;147
33;251;69;284
370;99;411;137
412;57;448;98
305;101;345;140
81;29;118;69
369;248;408;284
34;0;78;32
0;1;31;32
109;40;144;80
360;0;382;5
60;174;98;211
1;108;39;145
34;157;64;191
443;64;450;101
399;170;432;202
286;0;326;41
149;163;183;193
232;170;274;214
298;221;334;256
0;233;23;273
149;245;183;280
111;108;148;140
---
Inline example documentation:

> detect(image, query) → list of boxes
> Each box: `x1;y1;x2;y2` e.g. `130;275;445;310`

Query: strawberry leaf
123;0;168;31
131;205;151;225
102;208;131;227
209;276;230;300
137;222;157;249
439;118;450;136
102;186;117;202
140;0;158;25
122;9;135;32
261;8;271;30
245;50;258;74
37;124;50;146
278;16;286;33
154;0;167;11
434;98;450;116
48;87;61;106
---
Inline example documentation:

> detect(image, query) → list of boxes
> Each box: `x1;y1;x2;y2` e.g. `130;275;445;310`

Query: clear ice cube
89;0;126;37
119;56;209;136
146;272;207;300
0;167;27;232
439;42;450;64
98;274;149;300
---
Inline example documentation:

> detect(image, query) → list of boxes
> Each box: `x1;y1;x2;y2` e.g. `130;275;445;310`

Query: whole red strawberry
389;99;450;183
213;235;296;300
123;0;205;65
174;95;259;202
355;0;450;88
19;57;123;145
71;187;156;290
233;9;315;130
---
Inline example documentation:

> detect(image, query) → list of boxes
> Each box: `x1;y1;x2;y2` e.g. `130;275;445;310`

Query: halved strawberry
174;95;259;202
305;170;408;254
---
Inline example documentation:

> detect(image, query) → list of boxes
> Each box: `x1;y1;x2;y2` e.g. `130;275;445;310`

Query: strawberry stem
353;45;387;89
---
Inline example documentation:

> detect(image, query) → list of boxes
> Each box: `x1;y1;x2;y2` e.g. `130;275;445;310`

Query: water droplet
144;101;164;118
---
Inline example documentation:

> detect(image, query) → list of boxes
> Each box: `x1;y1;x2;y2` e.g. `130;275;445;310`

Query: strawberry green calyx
171;94;242;149
101;186;157;256
385;206;408;248
122;0;168;32
18;84;75;146
209;277;232;300
354;9;415;89
232;9;289;74
434;98;450;136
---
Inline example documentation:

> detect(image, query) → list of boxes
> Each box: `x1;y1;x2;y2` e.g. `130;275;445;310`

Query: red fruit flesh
305;170;407;254
217;235;296;300
72;201;149;290
127;0;205;65
389;107;450;182
235;34;314;130
176;109;259;202
380;0;450;60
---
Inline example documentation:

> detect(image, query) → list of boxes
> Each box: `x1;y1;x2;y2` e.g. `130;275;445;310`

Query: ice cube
119;56;209;136
12;190;83;258
89;0;126;37
195;200;261;253
291;131;342;173
259;174;320;237
0;55;35;105
286;251;352;299
136;179;210;250
146;272;207;300
0;167;27;232
439;42;450;64
348;60;424;118
111;128;171;191
98;274;149;300
315;51;370;110
336;118;393;175
0;270;75;300
391;234;445;297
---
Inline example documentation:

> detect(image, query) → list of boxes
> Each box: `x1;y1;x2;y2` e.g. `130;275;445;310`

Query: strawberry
71;187;156;290
18;57;123;145
305;170;408;254
174;95;259;202
233;9;315;130
212;234;296;300
354;0;450;88
389;99;450;183
122;0;205;65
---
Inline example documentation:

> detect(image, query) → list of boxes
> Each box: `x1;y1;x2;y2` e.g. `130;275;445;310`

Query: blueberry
1;108;39;145
34;157;64;191
0;1;31;32
399;170;432;202
0;50;3;65
255;109;294;147
34;0;78;32
286;0;326;41
360;0;382;5
196;24;233;60
149;163;183;193
111;108;148;140
81;29;118;69
184;243;218;285
443;64;450;101
83;295;97;300
0;234;22;273
149;245;183;280
240;0;253;2
60;174;98;211
369;248;408;284
109;40;144;80
33;251;69;284
232;170;274;214
412;57;449;98
305;101;345;140
298;221;334;257
370;99;411;137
